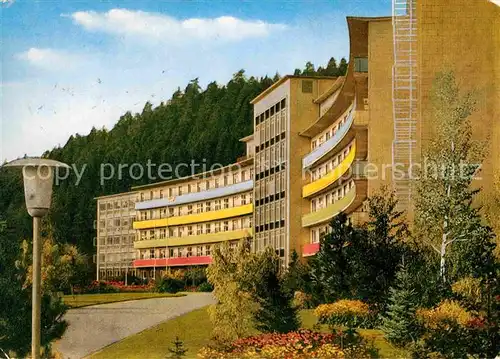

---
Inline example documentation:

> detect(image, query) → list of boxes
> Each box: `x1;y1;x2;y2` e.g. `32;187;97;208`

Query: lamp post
3;158;70;359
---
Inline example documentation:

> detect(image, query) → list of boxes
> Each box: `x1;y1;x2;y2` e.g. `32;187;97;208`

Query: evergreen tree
282;249;310;294
380;263;419;347
167;336;187;358
251;248;300;333
309;212;359;303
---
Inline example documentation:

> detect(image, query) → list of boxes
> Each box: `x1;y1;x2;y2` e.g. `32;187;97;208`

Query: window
205;223;211;234
197;224;202;235
149;230;155;239
159;190;164;199
354;57;368;73
196;246;203;256
196;182;201;192
169;228;174;237
215;200;221;210
233;173;238;184
160;228;166;239
187;205;193;215
187;247;192;257
224;175;228;186
178;186;183;195
205;245;211;256
150;248;155;259
169;207;174;216
206;180;210;190
187;184;191;193
168;188;173;197
215;222;221;233
224;221;229;231
150;191;153;200
224;198;229;209
215;178;219;188
188;226;193;236
241;194;247;205
197;203;203;213
241;170;246;181
205;201;211;212
302;80;313;93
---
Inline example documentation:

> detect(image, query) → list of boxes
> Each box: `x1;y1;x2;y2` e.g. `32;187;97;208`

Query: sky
1;0;390;162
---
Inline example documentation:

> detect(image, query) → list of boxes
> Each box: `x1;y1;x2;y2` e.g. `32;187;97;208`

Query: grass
62;292;185;308
90;307;407;359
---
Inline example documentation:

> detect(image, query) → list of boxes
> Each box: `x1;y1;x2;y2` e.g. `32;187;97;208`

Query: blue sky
1;0;390;161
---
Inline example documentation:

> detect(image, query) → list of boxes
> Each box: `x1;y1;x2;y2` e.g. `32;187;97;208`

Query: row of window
253;228;286;255
255;199;286;227
98;235;135;246
255;141;286;174
137;168;253;202
310;180;355;212
136;216;253;240
310;141;354;182
311;104;354;151
98;198;135;212
99;216;136;230
137;192;253;221
255;98;286;126
99;253;135;263
255;172;286;201
138;242;238;259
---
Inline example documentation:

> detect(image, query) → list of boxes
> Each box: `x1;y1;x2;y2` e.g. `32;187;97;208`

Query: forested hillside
0;58;347;269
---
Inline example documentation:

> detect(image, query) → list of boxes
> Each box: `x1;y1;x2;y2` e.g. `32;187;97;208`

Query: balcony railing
133;204;253;229
302;185;356;227
302;142;356;198
303;103;355;170
135;180;253;210
133;228;252;249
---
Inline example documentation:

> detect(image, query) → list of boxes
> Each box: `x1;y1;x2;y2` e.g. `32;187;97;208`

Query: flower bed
77;280;153;294
198;330;346;358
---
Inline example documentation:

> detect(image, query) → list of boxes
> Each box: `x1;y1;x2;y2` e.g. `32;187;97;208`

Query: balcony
302;185;357;228
133;204;253;229
303;242;320;257
133;229;253;249
135;180;253;210
133;256;212;268
302;142;356;198
302;103;355;170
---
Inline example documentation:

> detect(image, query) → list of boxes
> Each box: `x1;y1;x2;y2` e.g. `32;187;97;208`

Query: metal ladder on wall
392;0;418;211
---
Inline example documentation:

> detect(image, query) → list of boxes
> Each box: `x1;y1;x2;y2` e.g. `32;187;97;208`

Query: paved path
55;293;215;359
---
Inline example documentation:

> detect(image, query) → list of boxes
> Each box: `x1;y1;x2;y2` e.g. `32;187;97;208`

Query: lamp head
3;158;70;217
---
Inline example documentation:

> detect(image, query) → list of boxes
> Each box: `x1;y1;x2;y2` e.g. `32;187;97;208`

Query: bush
83;281;119;294
315;299;374;328
155;275;184;293
293;291;314;309
197;282;213;292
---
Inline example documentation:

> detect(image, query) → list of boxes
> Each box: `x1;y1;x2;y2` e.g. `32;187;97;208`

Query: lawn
90;307;407;359
62;292;185;308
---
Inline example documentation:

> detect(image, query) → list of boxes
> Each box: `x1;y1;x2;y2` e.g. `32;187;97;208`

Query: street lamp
3;158;70;359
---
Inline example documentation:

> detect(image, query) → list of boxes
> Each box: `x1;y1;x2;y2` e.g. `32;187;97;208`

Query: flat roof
131;157;253;190
250;75;338;105
239;134;254;142
94;190;137;201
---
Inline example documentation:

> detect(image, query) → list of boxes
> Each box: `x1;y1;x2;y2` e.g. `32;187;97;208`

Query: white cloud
17;48;83;71
68;9;287;42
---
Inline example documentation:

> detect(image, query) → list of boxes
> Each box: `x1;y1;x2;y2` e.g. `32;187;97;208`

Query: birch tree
414;71;494;283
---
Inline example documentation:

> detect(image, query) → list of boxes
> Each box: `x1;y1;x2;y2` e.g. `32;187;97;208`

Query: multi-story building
95;0;500;278
95;191;137;280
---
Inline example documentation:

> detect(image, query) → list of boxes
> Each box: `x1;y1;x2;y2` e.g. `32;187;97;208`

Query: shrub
197;282;213;292
315;299;373;328
155;275;184;293
416;300;473;330
83;280;119;294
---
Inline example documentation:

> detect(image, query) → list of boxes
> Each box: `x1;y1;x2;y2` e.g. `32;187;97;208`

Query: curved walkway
55;293;215;359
